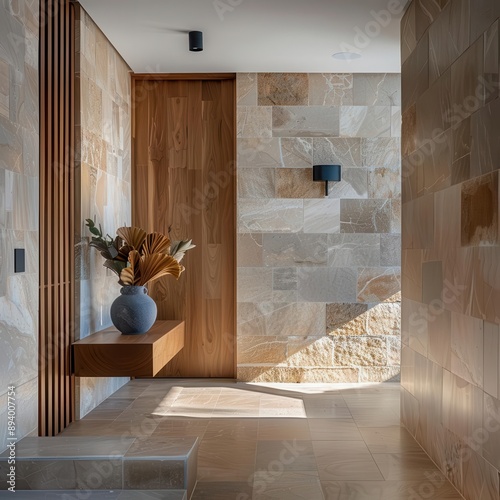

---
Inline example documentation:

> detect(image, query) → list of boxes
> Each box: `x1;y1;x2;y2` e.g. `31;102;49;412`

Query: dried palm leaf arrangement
85;219;195;287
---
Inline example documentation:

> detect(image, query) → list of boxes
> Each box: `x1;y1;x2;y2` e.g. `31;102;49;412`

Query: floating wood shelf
72;320;185;377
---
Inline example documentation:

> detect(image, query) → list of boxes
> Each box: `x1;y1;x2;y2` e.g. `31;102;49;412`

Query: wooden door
132;76;236;377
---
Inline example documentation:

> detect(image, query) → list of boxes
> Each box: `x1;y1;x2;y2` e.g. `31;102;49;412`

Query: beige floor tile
197;462;257;483
350;411;401;427
198;437;257;465
204;418;259;440
218;387;258;397
253;471;324;500
108;385;149;399
192;481;253;499
260;407;307;418
58;381;463;499
349;394;400;401
348;406;400;416
217;393;261;404
313;441;384;481
302;395;347;407
340;384;401;394
161;407;215;418
305;405;352;419
152;418;209;438
83;408;127;420
171;394;220;407
124;435;197;458
92;398;136;411
259;395;306;418
58;420;115;436
8;491;187;499
359;426;422;453
343;394;400;405
372;451;448;481
103;418;161;437
322;480;463;499
348;400;400;409
258;419;311;440
128;395;175;408
138;387;183;404
308;419;362;441
197;436;257;482
179;386;223;395
316;457;384;481
111;418;162;438
215;399;261;411
213;408;262;417
113;408;167;420
256;441;317;472
260;396;306;408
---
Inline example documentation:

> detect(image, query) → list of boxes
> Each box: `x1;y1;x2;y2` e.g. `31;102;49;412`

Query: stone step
0;436;198;497
0;491;187;499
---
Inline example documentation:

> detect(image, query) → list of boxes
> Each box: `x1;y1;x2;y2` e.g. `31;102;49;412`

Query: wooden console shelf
72;320;185;377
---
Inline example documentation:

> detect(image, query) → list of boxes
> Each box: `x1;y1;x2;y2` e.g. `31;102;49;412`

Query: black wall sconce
14;248;25;273
313;164;341;197
189;31;203;52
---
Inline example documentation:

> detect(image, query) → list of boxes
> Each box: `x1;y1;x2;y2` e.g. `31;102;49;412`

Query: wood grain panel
167;96;188;152
132;77;236;378
187;83;202;171
205;244;222;299
39;0;76;436
132;79;153;232
202;99;221;245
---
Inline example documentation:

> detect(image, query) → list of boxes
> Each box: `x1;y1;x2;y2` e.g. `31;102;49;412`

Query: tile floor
62;380;464;499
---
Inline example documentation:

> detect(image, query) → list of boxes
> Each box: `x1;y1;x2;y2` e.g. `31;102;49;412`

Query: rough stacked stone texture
236;73;402;383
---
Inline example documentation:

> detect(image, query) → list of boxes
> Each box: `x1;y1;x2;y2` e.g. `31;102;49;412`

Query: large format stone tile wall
236;73;401;382
74;9;132;418
0;0;39;452
401;1;500;498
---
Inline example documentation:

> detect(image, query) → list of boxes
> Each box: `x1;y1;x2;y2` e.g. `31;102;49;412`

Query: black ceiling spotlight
313;164;341;197
189;31;203;52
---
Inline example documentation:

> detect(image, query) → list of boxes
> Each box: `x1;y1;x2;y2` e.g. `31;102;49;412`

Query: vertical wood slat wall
39;0;75;436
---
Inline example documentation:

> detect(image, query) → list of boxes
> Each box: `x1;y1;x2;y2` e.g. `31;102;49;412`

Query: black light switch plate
14;249;25;273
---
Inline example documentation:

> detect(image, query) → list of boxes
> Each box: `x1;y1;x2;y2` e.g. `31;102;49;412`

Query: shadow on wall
237;291;401;384
235;72;402;385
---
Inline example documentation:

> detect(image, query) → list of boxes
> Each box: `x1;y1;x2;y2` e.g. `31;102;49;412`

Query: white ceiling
79;0;408;73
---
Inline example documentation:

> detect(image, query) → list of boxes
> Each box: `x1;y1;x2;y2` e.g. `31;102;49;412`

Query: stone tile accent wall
236;73;401;383
0;0;39;452
74;9;132;418
401;1;500;499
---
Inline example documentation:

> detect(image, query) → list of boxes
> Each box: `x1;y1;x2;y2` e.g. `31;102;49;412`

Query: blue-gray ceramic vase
110;286;157;334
